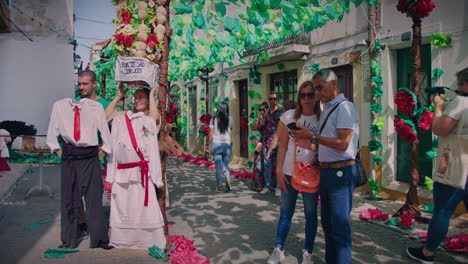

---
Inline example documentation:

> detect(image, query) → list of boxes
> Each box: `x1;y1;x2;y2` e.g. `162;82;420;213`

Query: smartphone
287;122;300;130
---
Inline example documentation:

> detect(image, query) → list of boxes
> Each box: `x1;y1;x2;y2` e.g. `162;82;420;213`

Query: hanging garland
396;0;435;19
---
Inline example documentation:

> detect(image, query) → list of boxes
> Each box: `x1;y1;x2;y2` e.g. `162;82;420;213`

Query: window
270;70;298;102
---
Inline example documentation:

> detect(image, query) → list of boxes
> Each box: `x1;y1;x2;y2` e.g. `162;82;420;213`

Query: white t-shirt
444;95;468;136
209;116;233;144
279;109;320;176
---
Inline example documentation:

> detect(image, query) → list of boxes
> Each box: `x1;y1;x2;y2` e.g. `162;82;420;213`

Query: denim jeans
212;142;232;186
263;148;277;189
320;163;357;264
425;179;468;252
274;175;319;253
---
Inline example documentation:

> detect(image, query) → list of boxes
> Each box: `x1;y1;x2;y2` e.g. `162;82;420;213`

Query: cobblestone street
0;157;467;263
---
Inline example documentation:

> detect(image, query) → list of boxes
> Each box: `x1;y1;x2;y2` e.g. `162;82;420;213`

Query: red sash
117;114;149;206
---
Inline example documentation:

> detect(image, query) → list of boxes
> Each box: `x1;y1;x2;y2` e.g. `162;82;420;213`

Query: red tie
74;105;81;142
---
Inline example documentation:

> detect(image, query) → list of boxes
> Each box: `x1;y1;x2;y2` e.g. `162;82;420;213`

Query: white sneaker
267;247;285;264
302;250;313;264
260;188;270;194
275;188;281;197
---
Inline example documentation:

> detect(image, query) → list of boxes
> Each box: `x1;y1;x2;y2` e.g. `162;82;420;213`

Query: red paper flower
115;33;133;48
399;211;415;228
394;90;416;116
394;117;417;143
397;0;435;18
200;76;208;83
168;93;175;98
146;34;159;49
121;10;131;24
169;102;179;113
418;110;434;132
240;117;247;129
359;208;390;220
445;232;468;252
166;112;177;124
200;114;212;125
202;125;210;135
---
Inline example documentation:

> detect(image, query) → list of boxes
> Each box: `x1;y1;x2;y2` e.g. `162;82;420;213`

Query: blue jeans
212;143;231;186
425;179;468;252
274;175;318;253
320;163;357;264
263;148;277;189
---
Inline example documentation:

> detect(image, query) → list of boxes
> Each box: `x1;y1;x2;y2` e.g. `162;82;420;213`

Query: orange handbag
291;139;320;193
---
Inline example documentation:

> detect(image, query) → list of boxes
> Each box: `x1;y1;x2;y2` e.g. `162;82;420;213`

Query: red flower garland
395;90;416;116
165;112;177;124
169;102;179;113
394;117;417;143
201;125;210;136
397;0;435;18
120;10;131;24
168;93;175;98
200;114;212;125
115;33;133;48
418;110;434;132
146;34;159;49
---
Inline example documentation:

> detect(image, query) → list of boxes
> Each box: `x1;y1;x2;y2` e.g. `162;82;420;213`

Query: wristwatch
310;134;318;144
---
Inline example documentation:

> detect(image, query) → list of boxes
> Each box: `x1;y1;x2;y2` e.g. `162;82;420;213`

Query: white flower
148;0;155;8
123;24;135;34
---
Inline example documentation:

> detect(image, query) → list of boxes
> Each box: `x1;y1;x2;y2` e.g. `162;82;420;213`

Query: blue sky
74;0;115;67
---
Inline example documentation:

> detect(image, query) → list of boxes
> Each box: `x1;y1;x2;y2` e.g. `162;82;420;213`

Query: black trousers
60;144;108;248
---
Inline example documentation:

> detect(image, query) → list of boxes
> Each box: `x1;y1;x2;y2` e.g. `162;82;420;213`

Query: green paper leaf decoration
249;134;258;141
248;90;256;99
368;139;383;152
432;68;444;81
372;76;383;88
386;218;400;226
311;63;320;73
424;176;434;191
374;40;381;52
368;178;381;192
249;143;256;153
371;59;381;76
425;150;438;160
325;5;337;19
252;103;260;110
248;161;254;168
223;97;230;103
215;2;228;17
431;33;452;48
200;103;206;109
224;17;240;32
248;120;254;127
255;91;263;99
376;116;385;130
173;3;193;14
370;124;382;136
372;87;383;98
373;154;383;165
277;63;285;70
432;136;439;148
192;12;206;28
370;103;382;113
423;202;434;213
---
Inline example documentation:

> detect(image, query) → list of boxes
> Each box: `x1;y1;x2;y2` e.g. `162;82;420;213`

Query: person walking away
46;97;112;249
106;86;166;250
259;92;283;194
407;67;468;263
292;69;359;264
206;102;233;193
267;81;321;264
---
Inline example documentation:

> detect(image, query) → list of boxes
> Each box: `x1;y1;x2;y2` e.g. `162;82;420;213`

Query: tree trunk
395;17;428;223
156;0;172;251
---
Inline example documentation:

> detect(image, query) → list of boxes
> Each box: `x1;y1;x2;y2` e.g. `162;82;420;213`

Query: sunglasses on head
259;108;266;112
299;92;315;99
314;84;324;91
269;97;278;101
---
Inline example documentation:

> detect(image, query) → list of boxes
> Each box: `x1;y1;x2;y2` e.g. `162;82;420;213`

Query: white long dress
106;111;166;250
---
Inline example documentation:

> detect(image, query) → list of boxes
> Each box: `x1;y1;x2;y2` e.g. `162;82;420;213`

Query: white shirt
0;129;10;158
46;98;111;153
106;111;163;187
444;95;468;136
209;116;233;144
279;109;320;176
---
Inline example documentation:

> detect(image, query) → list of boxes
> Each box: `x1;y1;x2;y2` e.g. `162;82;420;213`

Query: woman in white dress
106;86;166;250
0;129;11;171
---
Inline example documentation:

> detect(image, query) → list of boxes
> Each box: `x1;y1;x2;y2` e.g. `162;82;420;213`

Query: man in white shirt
47;98;113;249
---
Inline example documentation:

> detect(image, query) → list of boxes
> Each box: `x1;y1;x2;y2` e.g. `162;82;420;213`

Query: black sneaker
216;186;224;193
406;247;434;264
224;184;231;193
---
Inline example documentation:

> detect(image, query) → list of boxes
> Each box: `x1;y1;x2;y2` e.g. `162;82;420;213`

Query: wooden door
238;79;249;158
331;64;353;101
188;86;198;151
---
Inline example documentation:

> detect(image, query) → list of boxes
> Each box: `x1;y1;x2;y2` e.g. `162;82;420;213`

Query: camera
425;86;448;96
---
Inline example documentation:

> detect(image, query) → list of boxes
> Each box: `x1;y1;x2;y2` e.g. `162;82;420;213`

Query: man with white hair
292;69;359;264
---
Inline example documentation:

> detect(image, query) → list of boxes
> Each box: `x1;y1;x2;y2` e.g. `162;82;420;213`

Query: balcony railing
242;32;311;57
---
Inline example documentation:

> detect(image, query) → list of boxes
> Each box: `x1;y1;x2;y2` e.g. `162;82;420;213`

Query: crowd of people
37;65;468;263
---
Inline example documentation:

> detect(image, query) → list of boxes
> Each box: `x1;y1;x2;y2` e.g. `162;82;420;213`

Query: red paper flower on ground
146;34;159;49
445;232;468;252
120;10;131;24
418;110;434;132
397;0;435;18
394;117;417;143
395;89;416;116
398;211;415;228
202;125;210;136
200;114;212;125
359;208;390;220
240;117;247;129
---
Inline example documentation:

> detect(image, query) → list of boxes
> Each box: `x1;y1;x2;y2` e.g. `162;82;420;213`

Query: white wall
0;39;75;134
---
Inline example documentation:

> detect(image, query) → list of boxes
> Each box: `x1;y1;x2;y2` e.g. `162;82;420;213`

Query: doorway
238;79;249;158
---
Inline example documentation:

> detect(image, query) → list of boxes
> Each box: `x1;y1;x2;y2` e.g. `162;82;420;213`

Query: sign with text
115;56;159;85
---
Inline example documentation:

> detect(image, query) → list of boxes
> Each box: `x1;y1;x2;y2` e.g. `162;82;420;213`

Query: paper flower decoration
445;232;468;252
370;124;382;136
394;116;417;143
120;10;131;24
200;114;212;125
368;139;383;152
201;125;210;136
395;88;417;116
370;103;382;113
417;109;434;132
165;112;177;124
146;34;160;49
359;208;389;221
398;211;415;228
168;93;175;98
373;154;383;165
397;0;435;18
